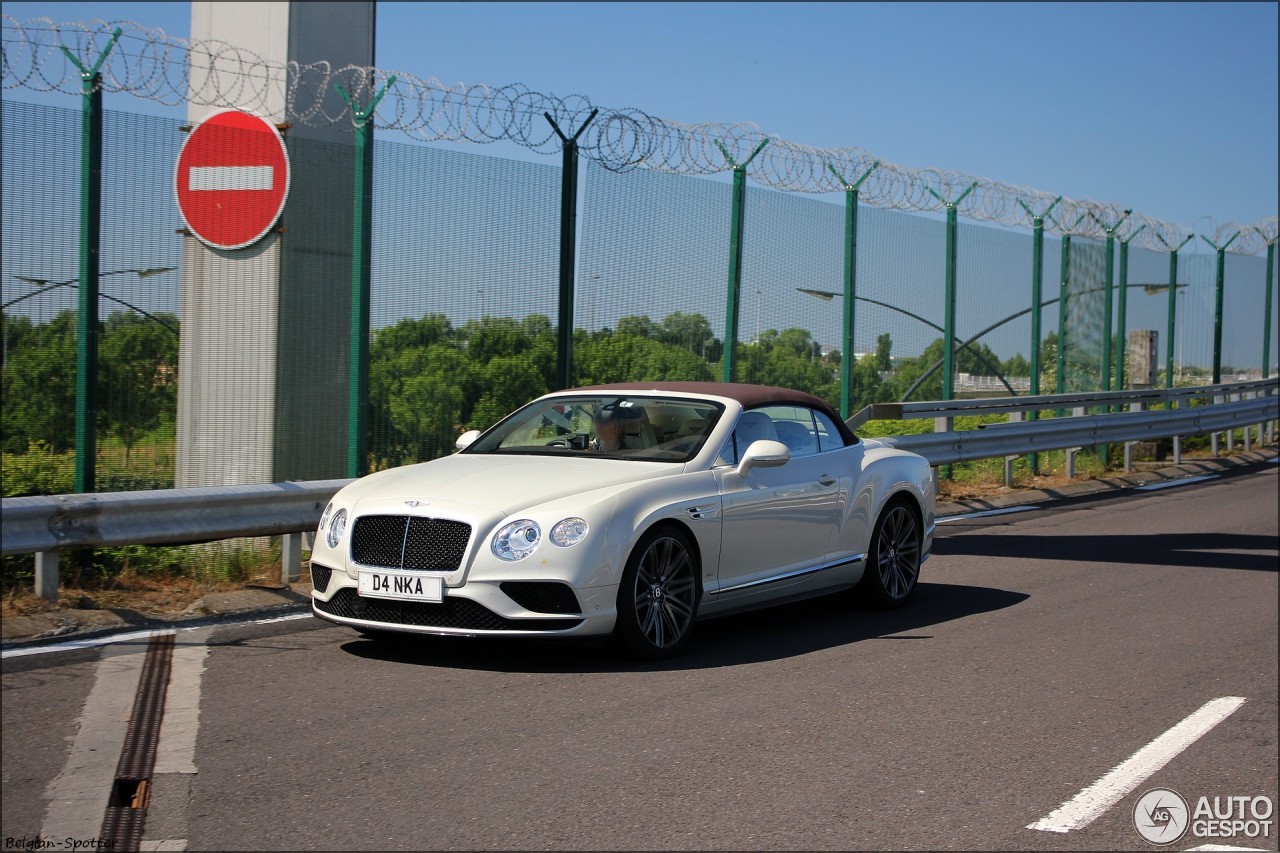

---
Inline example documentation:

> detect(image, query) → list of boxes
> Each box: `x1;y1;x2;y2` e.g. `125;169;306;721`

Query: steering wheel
544;438;571;448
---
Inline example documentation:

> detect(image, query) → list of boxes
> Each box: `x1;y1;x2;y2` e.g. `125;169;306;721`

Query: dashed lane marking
1027;696;1247;834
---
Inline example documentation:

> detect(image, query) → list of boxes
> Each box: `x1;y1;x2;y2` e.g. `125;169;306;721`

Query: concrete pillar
177;2;375;487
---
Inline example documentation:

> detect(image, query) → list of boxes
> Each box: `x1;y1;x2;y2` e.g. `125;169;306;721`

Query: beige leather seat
774;420;818;456
734;410;778;447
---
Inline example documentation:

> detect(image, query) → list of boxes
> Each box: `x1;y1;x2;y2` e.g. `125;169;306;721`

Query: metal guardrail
846;378;1278;429
2;379;1276;602
878;393;1276;466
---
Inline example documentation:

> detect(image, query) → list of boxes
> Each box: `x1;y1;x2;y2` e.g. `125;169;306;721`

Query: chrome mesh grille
350;515;472;571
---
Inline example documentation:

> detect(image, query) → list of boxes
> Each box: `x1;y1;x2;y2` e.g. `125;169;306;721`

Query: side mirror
455;429;482;451
736;439;790;477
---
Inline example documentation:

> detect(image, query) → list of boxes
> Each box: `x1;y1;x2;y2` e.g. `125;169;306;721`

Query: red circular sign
174;109;290;251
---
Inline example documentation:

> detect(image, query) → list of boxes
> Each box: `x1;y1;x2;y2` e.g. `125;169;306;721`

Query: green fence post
336;75;396;478
1090;211;1130;392
926;182;977;402
716;138;769;383
1017;196;1061;473
827;161;878;418
1265;239;1276;379
1201;232;1240;384
57;28;121;494
1155;233;1193;392
1115;224;1146;390
1048;213;1086;395
545;109;599;391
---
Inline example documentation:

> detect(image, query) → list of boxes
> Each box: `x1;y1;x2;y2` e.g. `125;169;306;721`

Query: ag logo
1134;788;1190;844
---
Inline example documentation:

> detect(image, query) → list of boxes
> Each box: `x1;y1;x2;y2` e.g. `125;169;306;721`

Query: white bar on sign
188;165;273;191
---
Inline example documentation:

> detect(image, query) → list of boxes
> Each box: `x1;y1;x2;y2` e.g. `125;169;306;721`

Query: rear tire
614;526;700;660
858;499;922;609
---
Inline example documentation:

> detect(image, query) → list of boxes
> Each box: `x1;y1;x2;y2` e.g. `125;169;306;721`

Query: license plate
357;570;444;603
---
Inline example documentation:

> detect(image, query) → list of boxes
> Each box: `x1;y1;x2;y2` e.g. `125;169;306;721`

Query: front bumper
310;563;618;638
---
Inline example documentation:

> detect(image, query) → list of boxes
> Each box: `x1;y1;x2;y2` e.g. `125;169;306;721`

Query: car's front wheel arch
858;491;924;609
613;521;703;660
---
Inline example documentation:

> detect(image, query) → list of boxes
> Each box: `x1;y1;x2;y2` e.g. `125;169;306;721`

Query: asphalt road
3;463;1277;851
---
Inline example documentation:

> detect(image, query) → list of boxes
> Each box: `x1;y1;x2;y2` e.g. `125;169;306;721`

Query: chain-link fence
2;18;1277;498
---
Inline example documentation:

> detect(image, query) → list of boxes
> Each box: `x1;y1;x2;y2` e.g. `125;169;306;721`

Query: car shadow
932;532;1278;573
338;581;1028;673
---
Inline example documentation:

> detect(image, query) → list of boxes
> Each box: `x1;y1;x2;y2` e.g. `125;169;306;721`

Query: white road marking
936;505;1037;523
1135;474;1219;491
41;643;149;842
1027;696;1247;834
3;626;209;659
188;165;273;191
152;628;212;775
3;612;314;659
254;612;313;624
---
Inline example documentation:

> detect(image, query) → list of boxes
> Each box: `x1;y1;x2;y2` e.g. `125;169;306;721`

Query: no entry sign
175;109;290;251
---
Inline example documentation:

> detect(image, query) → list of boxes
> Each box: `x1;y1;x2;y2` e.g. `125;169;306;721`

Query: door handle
818;475;837;486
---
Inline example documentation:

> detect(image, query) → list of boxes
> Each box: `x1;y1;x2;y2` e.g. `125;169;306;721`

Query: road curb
934;445;1276;517
4;445;1276;650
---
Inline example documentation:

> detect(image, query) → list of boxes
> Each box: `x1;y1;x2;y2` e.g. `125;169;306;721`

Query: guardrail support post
281;532;303;585
34;551;59;603
1123;401;1142;472
1004;411;1023;486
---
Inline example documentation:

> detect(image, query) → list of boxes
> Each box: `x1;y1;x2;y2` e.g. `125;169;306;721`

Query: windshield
465;395;726;463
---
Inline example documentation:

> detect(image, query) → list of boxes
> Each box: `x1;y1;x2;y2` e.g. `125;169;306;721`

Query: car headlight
550;517;589;547
492;519;541;561
318;502;333;538
326;508;348;550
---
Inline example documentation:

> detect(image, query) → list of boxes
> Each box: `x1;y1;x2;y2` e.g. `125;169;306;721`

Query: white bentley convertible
311;382;936;659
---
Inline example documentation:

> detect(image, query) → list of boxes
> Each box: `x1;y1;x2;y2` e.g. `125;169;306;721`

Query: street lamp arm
2;280;75;310
897;282;1175;402
98;293;179;337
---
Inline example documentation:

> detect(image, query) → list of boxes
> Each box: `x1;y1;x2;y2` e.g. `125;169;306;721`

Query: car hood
344;453;682;514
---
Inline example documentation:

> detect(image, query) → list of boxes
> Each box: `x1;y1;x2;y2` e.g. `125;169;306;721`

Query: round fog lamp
550;517;589;547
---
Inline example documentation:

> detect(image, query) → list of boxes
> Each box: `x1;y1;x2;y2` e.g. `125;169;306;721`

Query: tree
875;332;893;373
377;343;470;465
658;311;716;356
468;355;549;429
1;310;77;453
99;311;179;464
1002;352;1030;377
615;315;658;340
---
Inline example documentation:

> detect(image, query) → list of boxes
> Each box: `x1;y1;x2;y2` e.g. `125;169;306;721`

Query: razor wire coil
3;15;1274;255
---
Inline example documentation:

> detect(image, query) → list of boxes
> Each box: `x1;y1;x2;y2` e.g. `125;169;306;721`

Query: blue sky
4;1;1276;231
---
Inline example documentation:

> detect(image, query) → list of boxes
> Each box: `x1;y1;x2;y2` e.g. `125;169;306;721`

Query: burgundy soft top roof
569;381;858;444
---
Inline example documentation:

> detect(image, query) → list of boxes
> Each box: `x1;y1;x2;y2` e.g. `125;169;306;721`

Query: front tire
614;526;700;660
859;499;922;609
